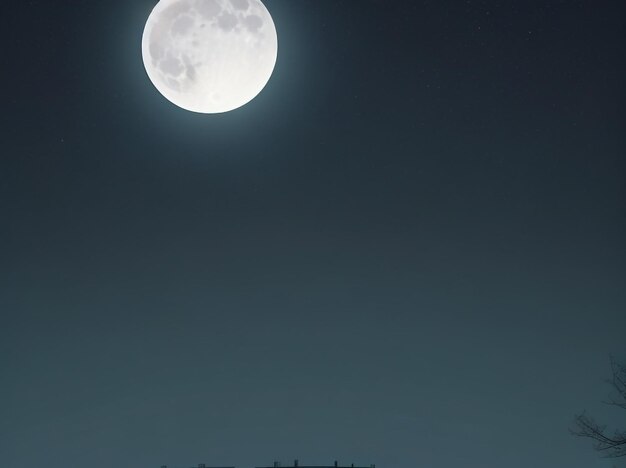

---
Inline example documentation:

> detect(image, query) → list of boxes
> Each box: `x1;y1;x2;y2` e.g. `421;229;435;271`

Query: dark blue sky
1;1;625;467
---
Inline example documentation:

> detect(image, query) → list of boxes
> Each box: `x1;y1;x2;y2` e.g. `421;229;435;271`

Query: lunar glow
142;0;278;113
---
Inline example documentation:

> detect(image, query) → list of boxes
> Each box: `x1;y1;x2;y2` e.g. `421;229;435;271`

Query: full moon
142;0;278;113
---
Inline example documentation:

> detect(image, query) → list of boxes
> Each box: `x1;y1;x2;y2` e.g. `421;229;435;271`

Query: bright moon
142;0;278;113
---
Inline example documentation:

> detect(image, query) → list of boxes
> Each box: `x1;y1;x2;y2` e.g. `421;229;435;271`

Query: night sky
2;1;625;467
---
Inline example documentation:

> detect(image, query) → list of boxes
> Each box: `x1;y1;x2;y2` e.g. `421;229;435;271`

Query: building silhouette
258;461;374;468
160;465;234;468
161;461;375;468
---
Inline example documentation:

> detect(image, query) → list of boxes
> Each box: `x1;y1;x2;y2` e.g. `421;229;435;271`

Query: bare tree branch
604;357;626;411
572;358;626;458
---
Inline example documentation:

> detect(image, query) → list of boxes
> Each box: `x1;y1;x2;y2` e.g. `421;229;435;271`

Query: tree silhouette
571;357;626;458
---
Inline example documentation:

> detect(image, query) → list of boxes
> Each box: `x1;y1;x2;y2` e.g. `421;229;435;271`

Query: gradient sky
1;1;625;467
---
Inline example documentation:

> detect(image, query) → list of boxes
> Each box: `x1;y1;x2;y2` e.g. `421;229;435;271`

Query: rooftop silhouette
258;462;375;468
161;461;375;468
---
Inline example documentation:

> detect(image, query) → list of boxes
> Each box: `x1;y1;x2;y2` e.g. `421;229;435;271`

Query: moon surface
142;0;278;113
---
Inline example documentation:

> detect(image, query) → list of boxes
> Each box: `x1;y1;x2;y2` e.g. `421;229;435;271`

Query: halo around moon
142;0;278;113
